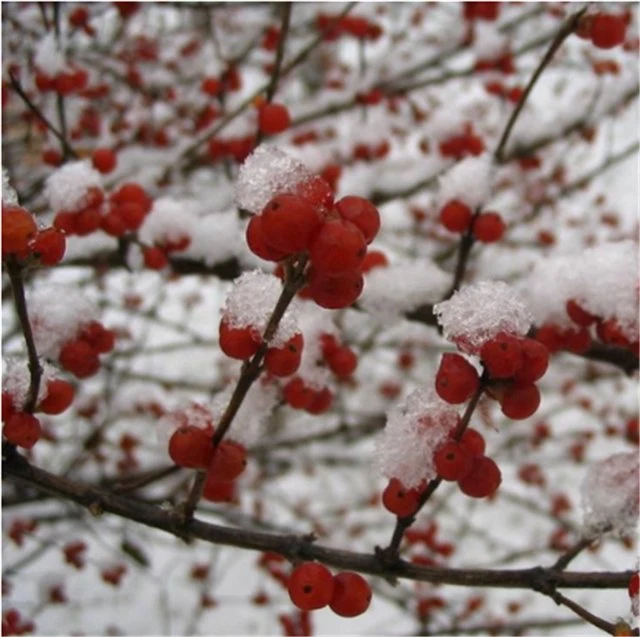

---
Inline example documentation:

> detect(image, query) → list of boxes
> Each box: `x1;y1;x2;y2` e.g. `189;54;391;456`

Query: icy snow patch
45;161;102;212
138;197;199;247
438;153;494;210
34;32;66;76
2;168;19;206
2;358;57;408
184;210;241;266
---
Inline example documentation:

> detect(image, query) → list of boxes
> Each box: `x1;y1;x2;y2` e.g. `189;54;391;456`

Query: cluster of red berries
2;204;66;265
475;51;515;75
485;81;524;104
58;320;116;379
316;13;383;42
35;65;89;96
7;517;38;547
2;377;75;449
434;427;501;498
319;333;358;379
288;562;372;617
438;123;484;159
577;12;627;49
63;540;87;569
352;139;390;162
68;6;95;35
207;135;255;164
282;377;333;415
439;200;506;243
167;414;246;503
257;100;291;136
536;299;639;357
2;608;35;636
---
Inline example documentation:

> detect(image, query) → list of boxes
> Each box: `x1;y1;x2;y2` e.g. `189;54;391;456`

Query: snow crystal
521;241;639;339
438;153;494;210
580;452;639;539
360;260;450;322
211;378;279;446
45;161;102;212
34;32;66;76
434;281;533;353
184;210;241;266
28;285;98;359
2;358;56;408
376;388;459;489
138;197;199;247
222;270;299;348
234;145;312;213
2;168;19;206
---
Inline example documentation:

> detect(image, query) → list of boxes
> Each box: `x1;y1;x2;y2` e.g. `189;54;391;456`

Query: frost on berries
222;270;299;348
438;153;494;210
3;358;55;408
2;168;19;206
434;281;533;353
138;197;197;250
28;286;98;358
359;260;450;322
521;241;639;340
580;452;639;539
234;146;312;214
376;388;459;489
44;161;102;212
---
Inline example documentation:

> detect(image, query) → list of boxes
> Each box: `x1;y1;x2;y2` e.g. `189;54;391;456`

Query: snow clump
45;161;102;212
438;153;494;210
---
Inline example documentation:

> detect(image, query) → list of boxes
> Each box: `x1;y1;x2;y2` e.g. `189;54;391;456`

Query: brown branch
3;446;632;591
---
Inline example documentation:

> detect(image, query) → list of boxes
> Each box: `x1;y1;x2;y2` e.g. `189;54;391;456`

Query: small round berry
79;321;116;354
38;379;75;415
590;13;626;49
245;215;288;262
2;205;38;255
382;478;421;517
326;346;358;379
362;250;389;272
329;572;372;617
309;219;367;277
460;428;486;457
59;340;100;378
219;319;261;360
117;202;147;231
3;412;42;449
305;387;334;414
500;383;541;420
295;175;334;209
439;200;473;233
264;333;304;377
202;476;236;503
74;208;102;236
92;148;117;174
208;441;247;481
473;211;505;243
434;441;474;481
288;562;335;611
565;299;597;327
143;246;169;270
258;102;291;135
110;183;151;212
435;353;480;404
513;339;549;384
480;332;524;379
168;425;213;469
30;228;66;265
458;456;502;498
261;194;322;255
283;376;315;410
335;196;380;244
307;268;364;309
200;76;220;96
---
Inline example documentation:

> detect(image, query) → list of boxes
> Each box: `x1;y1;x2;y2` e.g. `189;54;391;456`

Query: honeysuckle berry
326;345;358;379
59;340;100;378
92;148;117;174
305;387;333;414
566;299;598;327
283;376;315;410
30;228;66;265
287;562;334;611
590;13;626;49
143;246;169;270
460;427;486;457
329;572;372;617
246;215;288;262
512;338;549;384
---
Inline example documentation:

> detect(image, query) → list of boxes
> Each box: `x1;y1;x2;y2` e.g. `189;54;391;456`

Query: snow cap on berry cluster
156;402;214;445
28;285;98;358
138;197;198;247
234;145;312;214
45;160;102;212
2;168;19;206
34;32;67;76
521;241;638;340
580;452;639;539
222;270;299;348
376;388;459;489
360;260;450;322
2;358;57;408
211;378;279;446
434;281;533;354
438;153;494;210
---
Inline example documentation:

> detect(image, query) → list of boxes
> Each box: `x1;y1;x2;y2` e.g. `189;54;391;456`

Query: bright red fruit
92;148;117;174
309;219;366;276
168;425;213;469
208;441;247;481
261;194;322;254
305;387;334;414
329;572;372;617
439;200;472;233
265;333;304;377
500;383;541;420
2;205;37;255
458;456;502;498
326;346;358;378
566;299;597;327
202;476;236;502
283;377;315;410
473;211;505;243
59;340;100;378
590;13;626;49
307;267;364;309
335;196;381;244
460;428;486;457
143;246;169;270
513;339;549;384
435;354;480;404
258;102;291;135
246;215;288;261
480;332;524;379
201;76;220;96
79;321;116;354
288;562;335;611
3;412;42;449
219;320;261;360
382;478;422;517
362;250;389;272
30;228;66;265
111;183;151;212
434;441;473;481
39;379;75;415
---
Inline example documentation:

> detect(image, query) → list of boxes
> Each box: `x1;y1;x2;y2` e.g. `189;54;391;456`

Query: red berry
219;319;261;360
460;428;486;457
439;200;472;233
101;212;128;237
92;148;117;174
200;76;220;96
74;207;102;236
208;441;247;481
458;456;501;498
3;412;42;449
39;379;75;415
69;6;89;28
283;376;315;410
295;175;334;208
305;387;334;414
111;183;151;212
329;572;372;617
434;441;474;481
326;346;358;378
59;340;100;378
629;572;639;599
116;202;147;231
480;332;524;379
473;211;505;243
42;148;63;166
435;353;480;404
590;13;626;49
168;425;213;469
264;333;304;377
54;211;79;235
245;215;288;261
261;194;323;255
143;246;169;270
382;478;422;517
362;250;389;272
202;476;236;502
30;228;66;265
79;321;116;353
309;219;366;276
288;562;334;611
513;338;549;384
566;299;598;327
2;205;37;255
320;333;340;359
307;267;364;309
258;102;291;135
335;196;381;244
500;383;541;420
